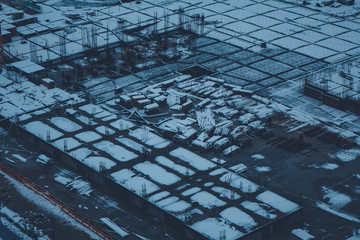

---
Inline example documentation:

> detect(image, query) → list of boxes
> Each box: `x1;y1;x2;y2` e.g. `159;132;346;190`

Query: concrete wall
13;123;207;240
13;123;303;240
241;209;303;240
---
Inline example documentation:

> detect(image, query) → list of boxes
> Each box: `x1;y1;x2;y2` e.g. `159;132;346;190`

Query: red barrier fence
0;161;114;240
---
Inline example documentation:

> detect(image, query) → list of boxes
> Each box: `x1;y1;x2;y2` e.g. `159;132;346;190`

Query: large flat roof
10;60;45;74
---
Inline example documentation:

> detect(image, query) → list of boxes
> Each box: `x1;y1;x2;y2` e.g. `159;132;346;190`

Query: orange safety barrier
0;161;113;240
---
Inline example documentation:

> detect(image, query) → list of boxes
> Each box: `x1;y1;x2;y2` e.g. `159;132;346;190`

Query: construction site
1;0;360;240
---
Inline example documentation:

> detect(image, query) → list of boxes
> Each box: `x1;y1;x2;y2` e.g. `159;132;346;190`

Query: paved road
0;222;22;240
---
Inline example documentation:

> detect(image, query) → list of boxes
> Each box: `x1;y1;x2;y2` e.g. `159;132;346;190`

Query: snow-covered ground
93;141;138;162
241;201;277;219
335;149;360;162
251;154;265;160
155;156;195;176
211;186;241;200
190;191;227;209
310;163;339;170
12;154;27;163
50;117;82;133
75;131;102;143
0;170;102;240
83;156;116;171
170;147;216;171
70;147;92;161
95;126;115;135
255;166;271;172
291;228;315;240
181;187;201;197
162;200;191;213
322;188;352;208
116;137;148;153
133;161;181;186
110;119;135;131
220;207;258;231
53;137;81;151
220;171;259;193
122;176;160;195
0;74;81;120
191;218;244;240
256;191;300;213
0;207;33;240
316;201;360;223
100;218;129;238
129;128;170;149
24;121;63;141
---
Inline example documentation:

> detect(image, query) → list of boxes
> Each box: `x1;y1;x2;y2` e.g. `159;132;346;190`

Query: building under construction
303;57;360;115
1;0;360;240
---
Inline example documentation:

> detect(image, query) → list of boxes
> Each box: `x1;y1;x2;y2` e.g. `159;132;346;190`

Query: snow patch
116;137;147;153
133;161;181;185
181;187;201;197
53;137;81;151
310;163;339;170
123;176;160;195
291;228;315;240
163;200;191;213
335;149;360;162
212;186;240;200
0;170;102;239
129;128;170;149
100;218;128;238
24;121;63;141
75;131;102;143
255;166;271;172
94;141;138;162
111;169;136;184
251;154;265;160
316;201;360;223
220;172;259;193
256;190;300;213
323;188;351;208
155;156;195;176
190;191;227;209
170;147;216;171
220;207;257;231
191;218;244;240
241;201;277;219
83;157;116;172
70;148;92;161
12;154;27;163
50;117;81;132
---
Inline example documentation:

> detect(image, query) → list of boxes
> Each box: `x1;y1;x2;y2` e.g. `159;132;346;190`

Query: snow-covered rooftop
15;74;306;240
